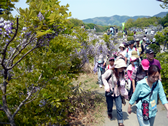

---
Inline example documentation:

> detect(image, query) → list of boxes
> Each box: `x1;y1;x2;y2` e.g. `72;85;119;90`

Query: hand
128;105;132;114
106;88;110;92
133;88;135;93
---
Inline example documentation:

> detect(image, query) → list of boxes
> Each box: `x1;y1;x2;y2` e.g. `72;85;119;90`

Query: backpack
127;47;137;53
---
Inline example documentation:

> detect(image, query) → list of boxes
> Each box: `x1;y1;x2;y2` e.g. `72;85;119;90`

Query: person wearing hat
128;65;168;126
146;49;162;80
125;40;139;66
134;38;144;60
117;44;126;60
126;56;137;97
93;54;107;88
106;57;115;70
131;59;150;93
145;39;151;51
124;42;129;49
102;59;127;126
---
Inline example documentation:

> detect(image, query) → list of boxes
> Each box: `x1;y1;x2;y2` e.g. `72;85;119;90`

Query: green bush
148;44;161;54
156;52;168;97
127;30;134;36
127;36;134;41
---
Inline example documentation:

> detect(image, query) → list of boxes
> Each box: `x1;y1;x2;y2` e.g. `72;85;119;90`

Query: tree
0;0;18;15
0;0;84;125
157;0;168;9
159;13;168;27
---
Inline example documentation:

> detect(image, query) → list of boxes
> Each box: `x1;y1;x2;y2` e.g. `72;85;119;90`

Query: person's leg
98;67;102;87
149;116;155;126
136;108;150;126
114;95;123;124
101;68;105;85
105;93;113;117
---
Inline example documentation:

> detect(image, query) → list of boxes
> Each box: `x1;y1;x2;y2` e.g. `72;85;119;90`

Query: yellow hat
131;51;139;58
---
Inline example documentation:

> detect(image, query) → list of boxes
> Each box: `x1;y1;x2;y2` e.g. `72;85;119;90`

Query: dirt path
96;86;168;126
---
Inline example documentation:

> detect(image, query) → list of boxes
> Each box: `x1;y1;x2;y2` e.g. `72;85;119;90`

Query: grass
71;72;106;126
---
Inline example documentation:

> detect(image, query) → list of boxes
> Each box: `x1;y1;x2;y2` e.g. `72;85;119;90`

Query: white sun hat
114;59;127;68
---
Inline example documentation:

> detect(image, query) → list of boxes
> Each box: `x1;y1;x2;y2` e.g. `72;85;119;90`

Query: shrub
127;30;134;36
155;52;168;97
127;36;134;41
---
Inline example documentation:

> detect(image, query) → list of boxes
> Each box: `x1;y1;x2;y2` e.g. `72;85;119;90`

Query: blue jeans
105;93;123;124
137;108;155;126
98;67;105;85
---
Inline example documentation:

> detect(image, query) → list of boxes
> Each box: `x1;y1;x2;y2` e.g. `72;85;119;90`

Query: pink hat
109;57;114;61
141;59;150;70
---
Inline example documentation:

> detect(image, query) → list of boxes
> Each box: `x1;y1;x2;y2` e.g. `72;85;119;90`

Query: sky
11;0;168;20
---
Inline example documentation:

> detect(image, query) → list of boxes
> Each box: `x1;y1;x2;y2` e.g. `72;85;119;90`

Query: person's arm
128;82;141;114
127;70;132;81
102;70;111;92
158;81;168;105
132;79;136;93
163;103;168;118
124;58;127;64
131;68;137;92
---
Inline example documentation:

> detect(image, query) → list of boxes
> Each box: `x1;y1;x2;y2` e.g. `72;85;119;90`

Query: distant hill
82;12;168;26
153;11;168;18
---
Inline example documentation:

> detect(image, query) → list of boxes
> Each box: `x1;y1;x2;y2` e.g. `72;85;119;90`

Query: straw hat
131;51;139;58
114;59;127;68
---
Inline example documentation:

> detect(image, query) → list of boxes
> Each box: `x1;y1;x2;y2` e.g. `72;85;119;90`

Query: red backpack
127;48;137;53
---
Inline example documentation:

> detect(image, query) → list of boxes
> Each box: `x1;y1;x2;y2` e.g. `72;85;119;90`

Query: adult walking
146;49;162;80
125;40;139;66
128;65;168;126
102;59;127;126
134;38;144;60
131;59;150;93
93;54;107;88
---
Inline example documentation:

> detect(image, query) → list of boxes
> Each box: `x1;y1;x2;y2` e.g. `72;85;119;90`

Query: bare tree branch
7;33;36;66
12;86;35;118
1;18;19;70
7;46;38;70
25;87;42;105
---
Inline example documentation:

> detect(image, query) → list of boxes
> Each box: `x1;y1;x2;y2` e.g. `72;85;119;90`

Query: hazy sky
11;0;167;20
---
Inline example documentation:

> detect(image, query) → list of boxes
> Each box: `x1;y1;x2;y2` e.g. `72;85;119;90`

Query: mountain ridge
82;11;168;26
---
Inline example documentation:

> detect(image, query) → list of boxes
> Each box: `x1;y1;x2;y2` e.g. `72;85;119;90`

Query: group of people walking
93;37;168;126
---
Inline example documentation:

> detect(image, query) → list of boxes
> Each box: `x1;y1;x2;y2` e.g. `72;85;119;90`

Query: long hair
113;68;125;87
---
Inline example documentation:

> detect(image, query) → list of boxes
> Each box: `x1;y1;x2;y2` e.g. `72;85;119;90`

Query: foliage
155;27;168;46
155;52;168;97
125;17;160;29
127;30;134;36
148;43;161;54
159;13;168;27
0;0;19;15
69;18;83;28
0;0;88;125
127;36;134;41
67;84;104;125
158;0;168;9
